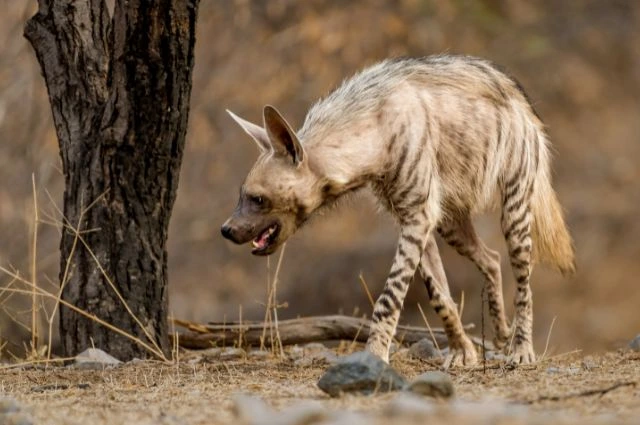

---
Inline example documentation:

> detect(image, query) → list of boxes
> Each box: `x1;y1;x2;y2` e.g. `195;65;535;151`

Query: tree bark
173;315;488;350
24;0;200;360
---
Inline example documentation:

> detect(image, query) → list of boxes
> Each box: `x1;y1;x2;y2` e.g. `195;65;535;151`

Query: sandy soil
3;348;638;425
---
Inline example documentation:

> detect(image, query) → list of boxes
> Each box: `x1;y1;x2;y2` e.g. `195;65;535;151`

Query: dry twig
527;381;637;404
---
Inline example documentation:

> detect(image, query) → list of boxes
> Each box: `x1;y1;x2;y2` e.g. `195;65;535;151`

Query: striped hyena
221;55;575;366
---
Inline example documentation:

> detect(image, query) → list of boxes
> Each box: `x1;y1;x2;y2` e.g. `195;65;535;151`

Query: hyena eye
250;195;264;206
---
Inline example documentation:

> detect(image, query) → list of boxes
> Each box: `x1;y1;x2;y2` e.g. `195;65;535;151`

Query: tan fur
531;172;576;275
223;54;575;367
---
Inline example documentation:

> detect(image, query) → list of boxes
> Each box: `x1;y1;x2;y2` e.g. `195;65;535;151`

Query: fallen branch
172;315;487;350
527;381;637;404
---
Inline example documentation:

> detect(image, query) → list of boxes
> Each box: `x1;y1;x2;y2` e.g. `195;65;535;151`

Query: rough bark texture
173;315;487;350
24;0;200;360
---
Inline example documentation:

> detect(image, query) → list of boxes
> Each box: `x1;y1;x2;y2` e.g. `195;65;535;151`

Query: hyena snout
220;218;253;245
220;223;234;241
221;214;283;256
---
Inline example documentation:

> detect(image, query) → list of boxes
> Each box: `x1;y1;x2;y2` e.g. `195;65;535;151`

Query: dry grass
2;348;638;425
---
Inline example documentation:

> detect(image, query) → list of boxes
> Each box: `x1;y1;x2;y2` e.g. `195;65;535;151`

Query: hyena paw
365;340;390;363
443;337;478;369
508;341;536;365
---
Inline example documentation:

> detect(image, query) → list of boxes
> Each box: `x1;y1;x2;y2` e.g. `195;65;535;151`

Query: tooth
252;240;259;248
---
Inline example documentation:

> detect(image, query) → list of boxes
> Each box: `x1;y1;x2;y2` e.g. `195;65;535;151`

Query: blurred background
1;0;638;357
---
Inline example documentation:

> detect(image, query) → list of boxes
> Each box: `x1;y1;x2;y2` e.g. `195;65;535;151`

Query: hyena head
221;105;322;256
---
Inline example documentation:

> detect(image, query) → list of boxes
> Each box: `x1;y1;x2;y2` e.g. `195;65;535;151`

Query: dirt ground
3;348;638;425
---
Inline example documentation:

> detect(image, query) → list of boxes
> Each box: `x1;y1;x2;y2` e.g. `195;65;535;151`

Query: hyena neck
305;125;384;208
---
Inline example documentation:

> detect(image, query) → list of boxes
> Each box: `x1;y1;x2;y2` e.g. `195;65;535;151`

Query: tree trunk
24;0;200;360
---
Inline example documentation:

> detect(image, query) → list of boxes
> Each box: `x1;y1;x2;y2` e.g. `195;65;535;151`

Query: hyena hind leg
437;217;511;349
501;190;535;364
419;235;478;368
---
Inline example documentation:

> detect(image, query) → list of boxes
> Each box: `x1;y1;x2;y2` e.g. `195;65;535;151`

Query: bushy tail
531;171;576;275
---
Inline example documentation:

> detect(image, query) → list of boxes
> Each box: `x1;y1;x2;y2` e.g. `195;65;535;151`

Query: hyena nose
221;224;234;241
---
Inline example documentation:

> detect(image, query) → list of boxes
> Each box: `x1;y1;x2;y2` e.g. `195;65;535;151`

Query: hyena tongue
252;225;276;250
252;230;270;249
251;232;269;249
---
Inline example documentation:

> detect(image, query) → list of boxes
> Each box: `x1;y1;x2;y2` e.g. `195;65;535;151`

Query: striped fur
223;54;575;366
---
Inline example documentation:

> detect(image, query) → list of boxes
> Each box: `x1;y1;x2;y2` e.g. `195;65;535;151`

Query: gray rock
194;347;223;363
291;343;337;366
385;393;438;416
0;398;20;414
269;401;327;425
317;351;407;397
405;371;454;398
303;342;328;353
247;349;271;360
407;338;441;360
157;412;186;425
288;345;304;361
233;395;328;425
1;413;34;425
629;334;640;351
0;398;33;425
220;347;246;361
232;395;273;424
73;348;121;370
308;350;338;365
546;366;580;375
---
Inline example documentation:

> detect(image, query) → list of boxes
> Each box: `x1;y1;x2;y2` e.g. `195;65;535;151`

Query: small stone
288;345;304;361
546;366;579;375
0;398;20;414
629;334;640;351
405;371;454;398
247;349;271;360
317;351;407;397
0;400;33;425
232;395;274;425
233;396;328;425
385;393;437;416
291;343;337;365
303;342;328;353
270;401;327;425
307;349;338;365
73;348;121;370
1;413;34;425
200;347;223;362
407;338;441;360
220;347;246;361
581;357;598;370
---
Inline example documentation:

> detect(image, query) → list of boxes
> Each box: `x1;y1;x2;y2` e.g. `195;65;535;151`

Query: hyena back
222;54;575;367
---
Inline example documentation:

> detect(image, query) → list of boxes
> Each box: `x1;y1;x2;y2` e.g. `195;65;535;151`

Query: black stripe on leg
382;288;403;311
404;257;417;270
387;268;403;279
402;233;423;249
372;309;393;321
503;210;529;240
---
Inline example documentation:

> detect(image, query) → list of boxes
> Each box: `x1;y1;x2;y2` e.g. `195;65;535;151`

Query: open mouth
251;223;280;255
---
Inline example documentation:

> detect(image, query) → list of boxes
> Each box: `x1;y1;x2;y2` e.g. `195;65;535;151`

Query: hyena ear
263;105;305;165
226;109;271;152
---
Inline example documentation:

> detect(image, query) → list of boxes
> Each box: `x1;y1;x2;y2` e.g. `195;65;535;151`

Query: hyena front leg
438;217;510;349
501;183;535;364
366;218;432;363
419;235;478;367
